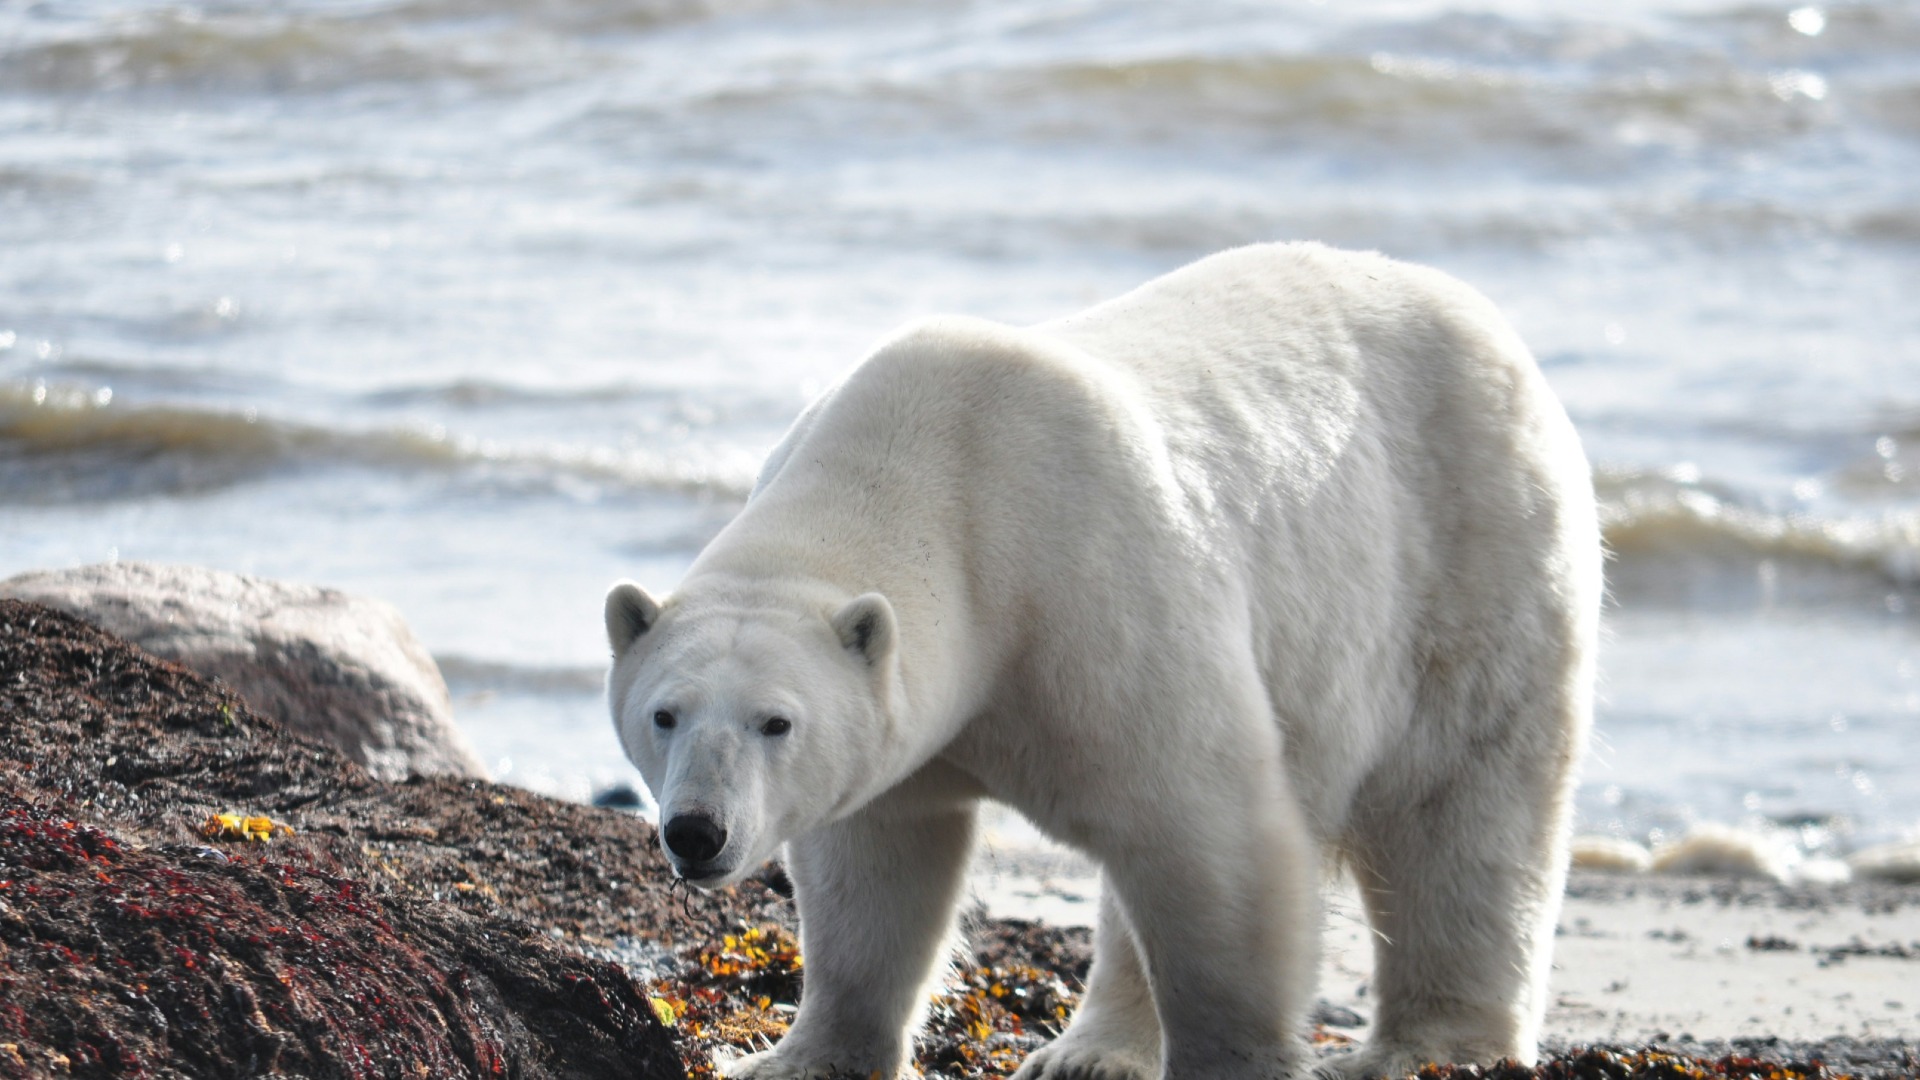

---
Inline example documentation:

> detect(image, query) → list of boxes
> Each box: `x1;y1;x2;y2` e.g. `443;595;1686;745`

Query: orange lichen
649;922;1084;1080
199;812;295;842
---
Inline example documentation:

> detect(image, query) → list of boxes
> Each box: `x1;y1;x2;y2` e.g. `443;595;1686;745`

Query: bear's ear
830;592;895;667
605;581;661;655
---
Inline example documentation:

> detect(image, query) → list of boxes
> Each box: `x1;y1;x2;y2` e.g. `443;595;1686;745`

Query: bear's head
603;579;900;887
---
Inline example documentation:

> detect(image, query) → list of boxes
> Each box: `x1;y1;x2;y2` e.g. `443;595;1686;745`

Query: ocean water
3;0;1917;858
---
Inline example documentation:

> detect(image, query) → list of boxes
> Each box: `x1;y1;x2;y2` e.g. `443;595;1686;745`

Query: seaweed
641;921;1079;1080
0;599;682;1080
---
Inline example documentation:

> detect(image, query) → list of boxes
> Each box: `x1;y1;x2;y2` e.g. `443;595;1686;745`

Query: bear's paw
1309;1044;1435;1080
721;1049;890;1080
1011;1040;1158;1080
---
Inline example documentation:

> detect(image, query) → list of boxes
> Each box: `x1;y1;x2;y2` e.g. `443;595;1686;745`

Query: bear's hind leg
726;797;978;1080
1012;879;1162;1080
1317;703;1579;1079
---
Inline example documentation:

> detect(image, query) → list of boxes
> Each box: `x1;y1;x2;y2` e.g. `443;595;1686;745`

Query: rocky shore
0;599;1078;1080
4;596;1917;1079
0;599;692;1079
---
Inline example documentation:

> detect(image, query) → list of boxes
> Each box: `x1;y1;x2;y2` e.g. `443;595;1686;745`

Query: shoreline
6;595;1917;1078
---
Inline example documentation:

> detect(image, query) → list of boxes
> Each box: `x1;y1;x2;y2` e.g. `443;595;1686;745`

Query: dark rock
758;863;795;899
593;782;648;810
1311;1001;1367;1028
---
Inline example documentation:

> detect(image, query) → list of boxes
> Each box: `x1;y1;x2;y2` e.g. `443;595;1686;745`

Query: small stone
1310;1001;1366;1028
592;784;647;810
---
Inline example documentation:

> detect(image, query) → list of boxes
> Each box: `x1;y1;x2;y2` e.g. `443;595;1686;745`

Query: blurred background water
3;0;1917;857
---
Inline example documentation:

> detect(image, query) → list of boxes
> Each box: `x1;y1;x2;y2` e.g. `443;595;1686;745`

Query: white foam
1847;840;1920;885
1596;466;1920;587
1792;857;1854;886
1649;823;1796;882
1569;834;1652;873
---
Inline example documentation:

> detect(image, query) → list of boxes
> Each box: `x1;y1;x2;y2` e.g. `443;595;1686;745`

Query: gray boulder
1;562;487;782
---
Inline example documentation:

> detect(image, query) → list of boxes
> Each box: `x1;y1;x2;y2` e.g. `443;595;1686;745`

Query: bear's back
1036;241;1543;457
756;241;1583;573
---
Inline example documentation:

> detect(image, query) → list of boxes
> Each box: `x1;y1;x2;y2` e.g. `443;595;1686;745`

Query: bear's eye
652;710;676;731
760;716;792;737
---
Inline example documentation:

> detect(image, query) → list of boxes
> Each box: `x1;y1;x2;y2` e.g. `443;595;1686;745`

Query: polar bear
605;242;1600;1080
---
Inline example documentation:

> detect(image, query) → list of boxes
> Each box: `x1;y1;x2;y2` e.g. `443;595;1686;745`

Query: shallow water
3;0;1917;852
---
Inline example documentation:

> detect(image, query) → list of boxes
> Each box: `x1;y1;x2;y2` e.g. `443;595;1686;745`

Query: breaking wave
0;14;494;95
0;381;758;503
1597;466;1920;589
358;377;687;410
0;0;702;94
10;0;1918;166
7;378;1919;595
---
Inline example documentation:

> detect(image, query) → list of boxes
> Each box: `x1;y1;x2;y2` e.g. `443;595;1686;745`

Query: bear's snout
663;812;728;866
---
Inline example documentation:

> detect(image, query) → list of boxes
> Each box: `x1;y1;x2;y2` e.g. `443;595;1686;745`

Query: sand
966;813;1920;1063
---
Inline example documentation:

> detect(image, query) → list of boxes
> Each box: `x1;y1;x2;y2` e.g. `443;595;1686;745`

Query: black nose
663;813;727;864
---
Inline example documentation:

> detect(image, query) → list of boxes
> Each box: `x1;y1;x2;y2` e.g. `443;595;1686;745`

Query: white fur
607;243;1601;1080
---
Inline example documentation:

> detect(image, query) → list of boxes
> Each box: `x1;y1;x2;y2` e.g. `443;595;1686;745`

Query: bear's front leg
723;796;977;1080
